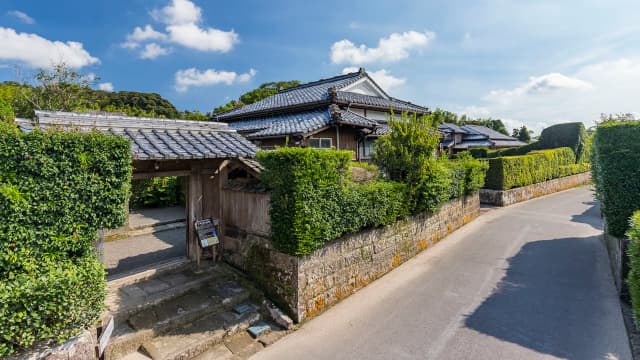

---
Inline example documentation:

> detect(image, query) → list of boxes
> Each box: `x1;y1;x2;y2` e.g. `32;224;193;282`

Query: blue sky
1;0;639;132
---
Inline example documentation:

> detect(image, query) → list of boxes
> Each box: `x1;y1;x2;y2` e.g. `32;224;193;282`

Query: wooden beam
132;170;191;179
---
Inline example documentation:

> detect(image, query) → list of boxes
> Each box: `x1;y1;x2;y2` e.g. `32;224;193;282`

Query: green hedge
484;147;583;190
471;122;589;163
627;211;640;322
537;122;587;163
0;123;131;355
593;121;640;237
259;147;486;256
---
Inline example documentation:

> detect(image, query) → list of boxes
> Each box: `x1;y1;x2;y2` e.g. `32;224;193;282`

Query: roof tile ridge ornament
329;104;342;124
359;67;366;75
328;86;338;103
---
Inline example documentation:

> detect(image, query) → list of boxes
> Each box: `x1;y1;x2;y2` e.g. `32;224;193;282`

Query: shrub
627;211;640;322
537;122;587;163
0;257;106;356
454;152;488;194
593;121;640;237
258;148;352;255
339;181;407;234
484;147;582;190
469;147;489;158
409;160;452;214
0;122;131;355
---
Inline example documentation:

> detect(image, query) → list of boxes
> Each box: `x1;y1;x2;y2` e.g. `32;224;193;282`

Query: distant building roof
439;123;526;150
439;123;468;134
18;111;258;161
216;69;429;122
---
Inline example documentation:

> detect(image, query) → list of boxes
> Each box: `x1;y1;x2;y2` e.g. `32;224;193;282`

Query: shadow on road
464;235;624;360
570;200;603;231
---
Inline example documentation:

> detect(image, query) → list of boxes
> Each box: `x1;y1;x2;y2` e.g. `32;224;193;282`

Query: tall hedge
474;122;588;163
0;122;131;355
627;211;640;322
484;147;583;190
259;147;486;256
593;121;640;237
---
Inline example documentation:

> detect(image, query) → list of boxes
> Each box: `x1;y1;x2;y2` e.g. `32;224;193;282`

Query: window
309;138;332;149
361;138;376;158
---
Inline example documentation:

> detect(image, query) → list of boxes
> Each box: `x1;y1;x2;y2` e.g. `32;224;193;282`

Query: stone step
107;280;251;360
141;305;261;360
106;263;228;324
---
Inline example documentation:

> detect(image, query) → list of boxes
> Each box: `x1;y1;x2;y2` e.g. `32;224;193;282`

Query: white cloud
126;25;166;43
484;73;593;104
175;67;256;92
460;58;640;133
151;0;201;25
124;0;238;56
98;82;114;92
331;30;435;65
342;67;406;91
0;27;99;69
140;43;172;59
166;23;238;52
8;10;34;24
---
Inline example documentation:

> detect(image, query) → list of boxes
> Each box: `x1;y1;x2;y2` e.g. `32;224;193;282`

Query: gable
340;77;389;99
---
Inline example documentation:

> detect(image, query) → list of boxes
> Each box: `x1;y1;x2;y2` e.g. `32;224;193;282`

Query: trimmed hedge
593;121;640;237
484;147;582;190
627;211;640;323
259;147;486;256
0;123;131;355
471;122;589;163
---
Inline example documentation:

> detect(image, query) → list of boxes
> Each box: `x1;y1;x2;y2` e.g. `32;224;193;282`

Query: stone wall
7;330;97;360
479;172;591;206
223;193;480;322
603;225;630;298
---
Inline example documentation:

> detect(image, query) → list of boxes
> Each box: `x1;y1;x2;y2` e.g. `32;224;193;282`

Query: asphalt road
251;187;631;360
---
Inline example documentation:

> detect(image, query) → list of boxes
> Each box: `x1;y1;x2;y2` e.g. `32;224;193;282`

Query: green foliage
592;120;640;237
374;112;440;182
0;97;14;122
259;143;486;256
350;161;378;172
1;63;198;120
536;122;587;163
455;152;489;194
258;148;352;255
468;147;489;158
214;80;300;115
627;211;640;323
512;125;531;143
0;257;106;356
95;91;180;118
374;112;455;214
130;177;185;209
484;147;583;190
0;122;131;355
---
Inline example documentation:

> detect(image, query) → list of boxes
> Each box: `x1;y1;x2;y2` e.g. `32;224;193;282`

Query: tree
374;112;451;213
23;63;96;113
513;125;531;142
213;80;300;115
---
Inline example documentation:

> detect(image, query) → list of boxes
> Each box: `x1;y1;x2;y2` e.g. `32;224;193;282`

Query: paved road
252;187;631;360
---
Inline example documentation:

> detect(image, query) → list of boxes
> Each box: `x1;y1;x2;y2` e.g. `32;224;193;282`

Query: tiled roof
371;124;391;136
217;72;364;119
339;109;378;127
21;111;257;160
336;91;429;114
438;123;468;134
460;125;515;140
228;109;331;138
